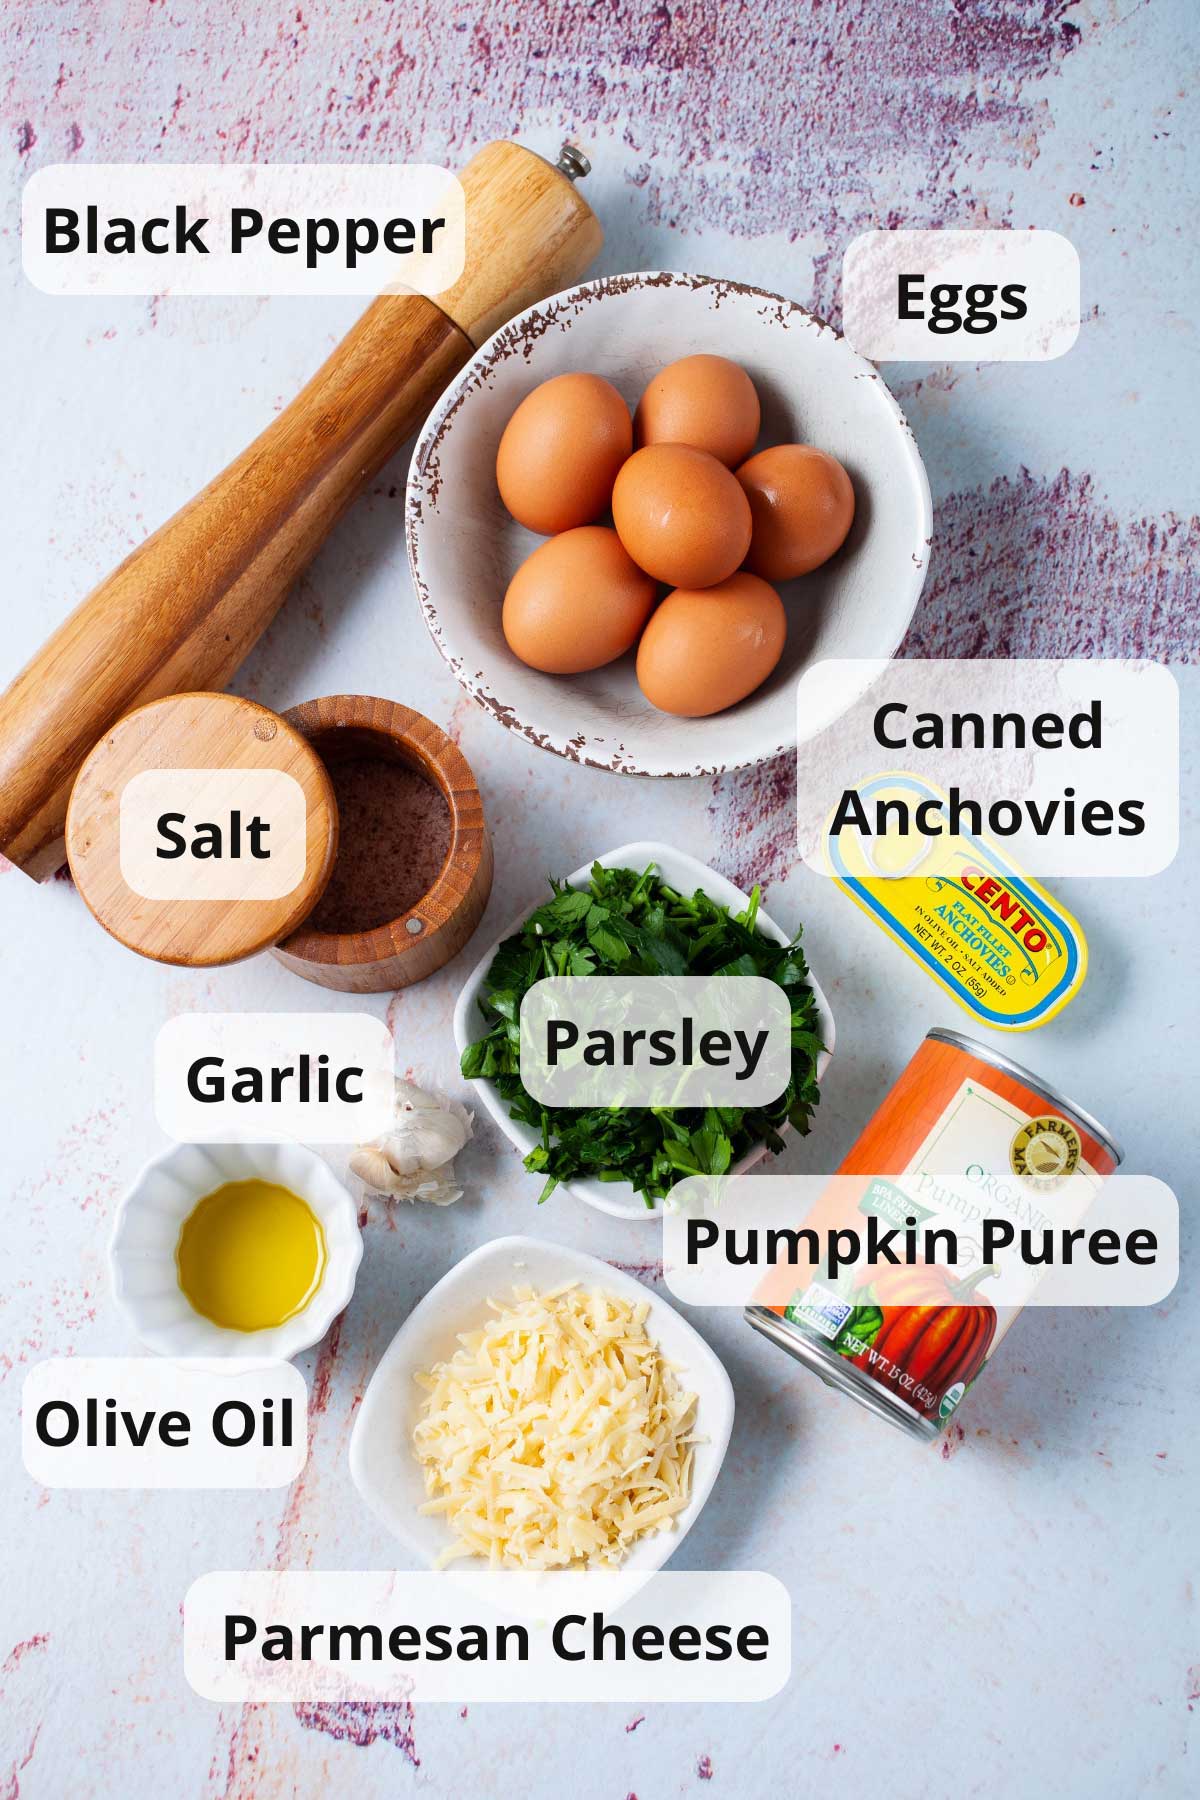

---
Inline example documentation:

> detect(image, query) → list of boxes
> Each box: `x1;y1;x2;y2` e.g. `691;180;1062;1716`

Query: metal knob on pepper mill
0;140;602;878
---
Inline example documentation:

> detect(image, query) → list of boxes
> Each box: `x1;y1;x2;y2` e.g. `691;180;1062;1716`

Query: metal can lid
926;1027;1123;1167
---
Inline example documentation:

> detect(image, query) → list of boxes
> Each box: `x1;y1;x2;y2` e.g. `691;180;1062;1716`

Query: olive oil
176;1179;326;1331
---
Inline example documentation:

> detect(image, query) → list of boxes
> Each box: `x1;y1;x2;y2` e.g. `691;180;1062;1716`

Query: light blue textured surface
1;4;1196;1795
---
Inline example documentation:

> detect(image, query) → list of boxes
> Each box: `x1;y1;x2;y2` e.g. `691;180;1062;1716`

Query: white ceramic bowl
109;1139;363;1361
408;270;931;778
349;1233;734;1584
453;839;835;1221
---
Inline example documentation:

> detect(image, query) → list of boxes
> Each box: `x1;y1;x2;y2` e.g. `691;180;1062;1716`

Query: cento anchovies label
825;773;1087;1030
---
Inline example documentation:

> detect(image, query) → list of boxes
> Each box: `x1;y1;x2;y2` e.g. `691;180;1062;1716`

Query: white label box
185;1570;791;1703
155;1012;394;1142
842;228;1079;361
795;658;1178;879
662;1173;1179;1309
23;163;465;297
120;768;308;902
23;1358;307;1488
519;975;793;1108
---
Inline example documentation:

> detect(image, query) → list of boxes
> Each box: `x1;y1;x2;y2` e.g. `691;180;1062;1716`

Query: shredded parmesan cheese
412;1283;699;1570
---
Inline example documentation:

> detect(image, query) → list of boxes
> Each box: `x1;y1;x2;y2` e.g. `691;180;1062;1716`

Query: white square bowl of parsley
454;841;835;1221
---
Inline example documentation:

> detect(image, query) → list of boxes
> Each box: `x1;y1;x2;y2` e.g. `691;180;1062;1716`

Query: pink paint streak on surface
210;1312;422;1794
5;0;1084;322
2;1722;41;1800
706;753;797;896
708;466;1199;883
1;1639;48;1797
0;1106;123;1385
940;1421;967;1461
901;470;1200;661
1;1635;49;1682
608;1258;665;1285
294;1699;420;1761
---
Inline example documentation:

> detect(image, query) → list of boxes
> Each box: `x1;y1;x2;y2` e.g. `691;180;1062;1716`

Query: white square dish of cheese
349;1234;735;1591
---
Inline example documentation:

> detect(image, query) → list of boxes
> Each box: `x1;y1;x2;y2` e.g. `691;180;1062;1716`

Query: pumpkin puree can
745;1027;1123;1443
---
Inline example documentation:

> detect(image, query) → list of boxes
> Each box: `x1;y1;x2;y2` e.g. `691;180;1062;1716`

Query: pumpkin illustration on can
746;1029;1121;1442
849;1264;998;1420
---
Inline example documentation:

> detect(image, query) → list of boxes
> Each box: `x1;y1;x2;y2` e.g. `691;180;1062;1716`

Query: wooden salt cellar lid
65;692;338;968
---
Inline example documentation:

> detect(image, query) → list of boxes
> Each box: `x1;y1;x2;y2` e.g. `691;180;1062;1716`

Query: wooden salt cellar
272;695;493;994
64;690;491;991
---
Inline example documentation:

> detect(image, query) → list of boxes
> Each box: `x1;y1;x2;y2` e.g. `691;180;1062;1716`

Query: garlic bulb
349;1079;473;1205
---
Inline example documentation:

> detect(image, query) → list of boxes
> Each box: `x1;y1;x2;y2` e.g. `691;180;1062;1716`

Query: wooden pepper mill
0;140;602;878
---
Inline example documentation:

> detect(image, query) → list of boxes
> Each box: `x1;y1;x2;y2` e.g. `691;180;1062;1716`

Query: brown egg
634;354;762;467
496;373;633;535
502;527;658;675
636;572;786;717
735;444;855;580
612;444;752;589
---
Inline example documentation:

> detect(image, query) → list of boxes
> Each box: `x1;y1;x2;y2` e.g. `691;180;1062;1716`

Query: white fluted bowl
110;1140;362;1362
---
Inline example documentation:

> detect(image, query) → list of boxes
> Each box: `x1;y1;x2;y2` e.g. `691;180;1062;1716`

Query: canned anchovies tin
745;1028;1123;1443
825;773;1089;1032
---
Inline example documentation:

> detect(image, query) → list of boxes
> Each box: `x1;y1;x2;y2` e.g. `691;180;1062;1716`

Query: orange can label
754;1030;1120;1438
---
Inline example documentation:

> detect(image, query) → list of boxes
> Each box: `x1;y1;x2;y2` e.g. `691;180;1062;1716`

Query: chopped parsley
460;861;824;1207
